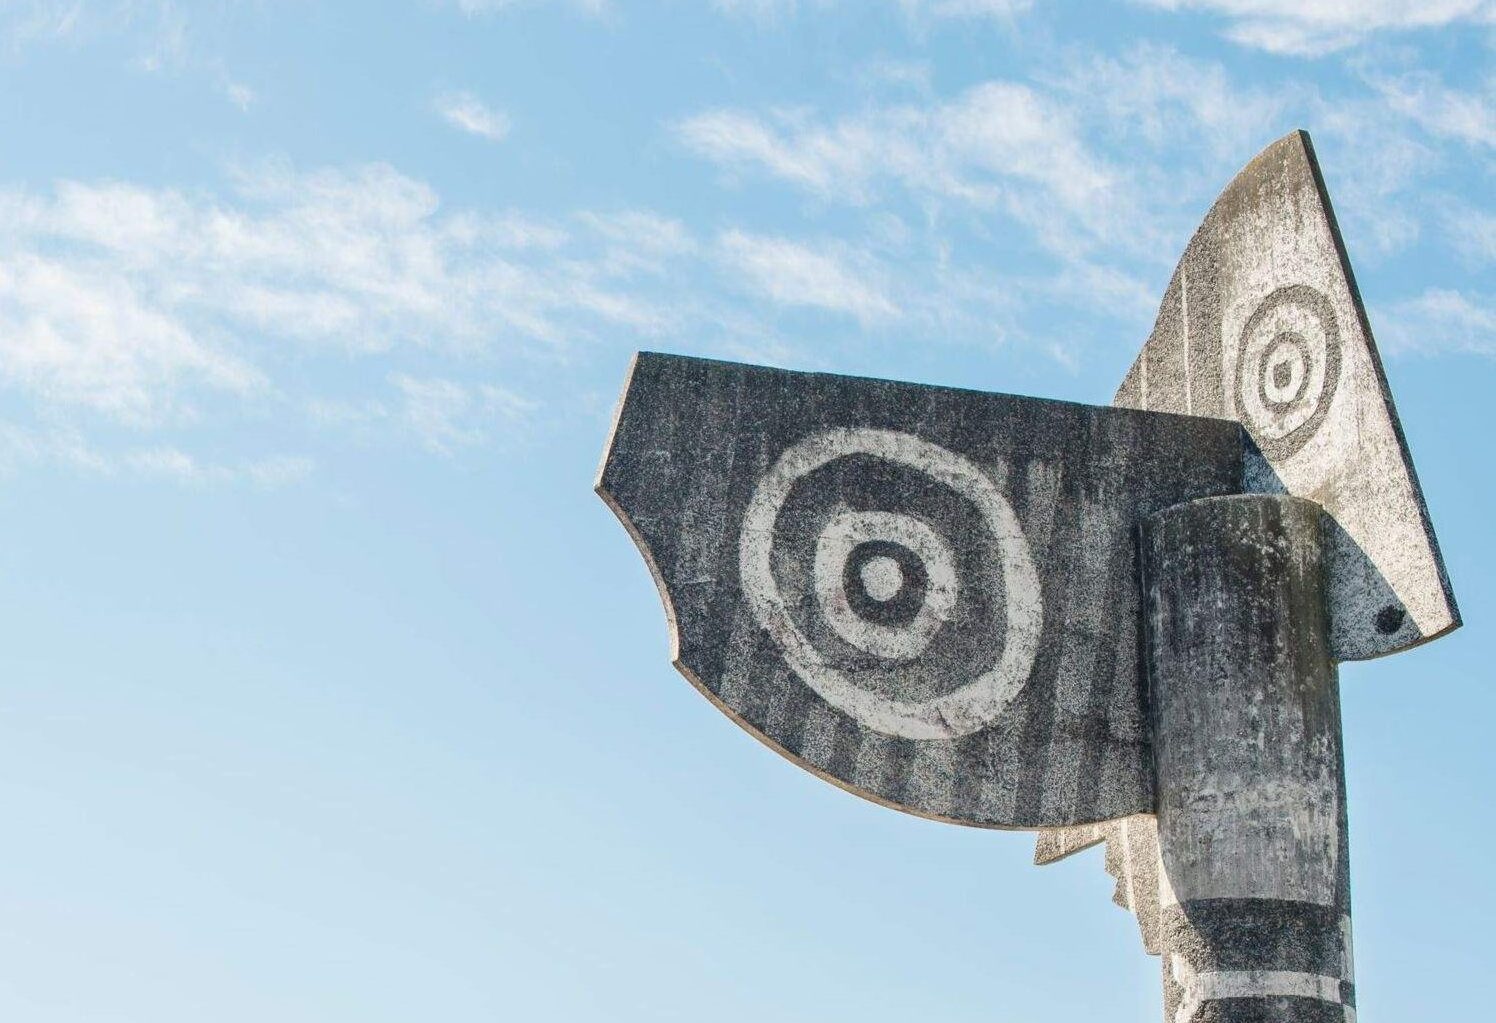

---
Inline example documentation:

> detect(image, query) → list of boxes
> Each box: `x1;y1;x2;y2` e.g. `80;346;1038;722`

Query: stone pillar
1143;495;1355;1023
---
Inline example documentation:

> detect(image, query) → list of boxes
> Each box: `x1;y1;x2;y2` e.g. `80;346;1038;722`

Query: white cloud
676;82;1120;251
0;163;682;369
1442;201;1496;264
712;0;1031;21
0;422;112;476
1366;71;1496;149
435;91;512;142
0;422;313;488
718;231;899;324
2;1;195;63
1134;0;1496;56
1375;288;1496;356
2;1;107;50
126;447;315;487
574;210;697;274
1049;44;1291;163
224;80;257;111
0;164;715;477
449;0;612;15
923;0;1031;15
391;373;538;453
0;252;263;425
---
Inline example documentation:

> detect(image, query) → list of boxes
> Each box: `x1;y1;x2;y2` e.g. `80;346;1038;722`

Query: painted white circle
739;428;1043;742
860;556;903;603
813;509;957;662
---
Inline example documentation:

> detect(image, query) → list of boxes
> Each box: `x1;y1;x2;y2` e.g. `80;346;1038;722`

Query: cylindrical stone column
1143;495;1355;1023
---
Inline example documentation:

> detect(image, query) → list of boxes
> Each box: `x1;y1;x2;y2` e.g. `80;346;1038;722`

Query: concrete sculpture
595;131;1459;1022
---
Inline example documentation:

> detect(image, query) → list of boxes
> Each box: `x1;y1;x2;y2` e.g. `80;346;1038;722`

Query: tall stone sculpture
595;131;1459;1022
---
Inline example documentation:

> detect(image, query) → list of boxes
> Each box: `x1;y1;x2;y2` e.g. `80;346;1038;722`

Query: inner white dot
859;555;904;602
1264;342;1307;403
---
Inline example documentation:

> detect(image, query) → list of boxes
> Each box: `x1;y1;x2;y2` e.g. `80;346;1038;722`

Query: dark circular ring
842;540;927;627
1234;284;1341;459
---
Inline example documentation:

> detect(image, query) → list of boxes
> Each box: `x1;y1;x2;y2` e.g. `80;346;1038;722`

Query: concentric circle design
813;509;957;662
738;428;1043;742
1234;285;1340;458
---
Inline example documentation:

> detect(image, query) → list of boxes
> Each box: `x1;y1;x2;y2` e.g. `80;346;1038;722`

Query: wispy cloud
391;373;538;454
675;81;1122;255
0;422;314;488
1047;43;1291;164
1376;287;1496;356
671;40;1496;370
1441;200;1496;265
448;0;613;15
1;1;202;63
1365;70;1496;149
0;165;711;476
435;91;512;142
0;251;264;426
712;0;1032;22
224;80;257;111
718;231;899;324
125;447;316;487
1134;0;1496;56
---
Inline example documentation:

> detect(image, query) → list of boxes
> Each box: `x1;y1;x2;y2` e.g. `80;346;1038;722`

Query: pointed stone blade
1114;130;1459;660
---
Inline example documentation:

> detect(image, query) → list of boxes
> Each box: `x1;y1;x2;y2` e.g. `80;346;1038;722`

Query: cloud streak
435;91;513;141
1134;0;1496;55
712;0;1032;21
0;163;707;475
718;231;899;325
675;81;1124;257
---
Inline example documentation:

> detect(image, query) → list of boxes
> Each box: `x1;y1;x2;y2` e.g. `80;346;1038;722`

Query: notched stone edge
595;352;685;664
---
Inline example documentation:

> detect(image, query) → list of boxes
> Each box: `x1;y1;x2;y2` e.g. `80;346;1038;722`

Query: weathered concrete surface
598;352;1244;828
1115;129;1459;661
1037;128;1460;983
1145;496;1353;1023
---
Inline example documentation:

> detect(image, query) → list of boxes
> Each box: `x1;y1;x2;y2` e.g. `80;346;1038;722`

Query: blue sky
0;1;1491;1020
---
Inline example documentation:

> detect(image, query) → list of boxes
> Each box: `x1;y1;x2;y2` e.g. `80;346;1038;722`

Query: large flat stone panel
598;352;1243;828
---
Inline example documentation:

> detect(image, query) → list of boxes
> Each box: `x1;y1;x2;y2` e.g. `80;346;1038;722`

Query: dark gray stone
1115;130;1459;661
1145;495;1352;1023
597;352;1244;828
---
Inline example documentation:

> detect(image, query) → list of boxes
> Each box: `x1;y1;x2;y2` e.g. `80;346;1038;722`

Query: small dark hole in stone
1374;605;1406;635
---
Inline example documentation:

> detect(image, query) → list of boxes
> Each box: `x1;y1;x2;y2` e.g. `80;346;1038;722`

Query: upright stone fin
1036;129;1463;967
1115;129;1459;660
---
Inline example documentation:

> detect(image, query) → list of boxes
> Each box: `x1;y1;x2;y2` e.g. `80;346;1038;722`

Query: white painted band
740;428;1043;741
1171;935;1354;1023
813;509;957;662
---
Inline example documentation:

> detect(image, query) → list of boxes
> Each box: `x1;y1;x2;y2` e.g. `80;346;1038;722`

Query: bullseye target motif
1234;285;1341;458
739;428;1043;742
